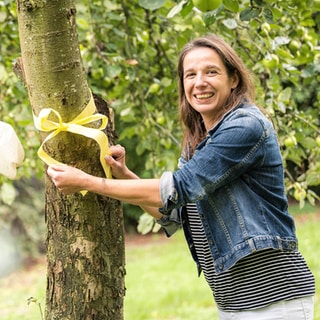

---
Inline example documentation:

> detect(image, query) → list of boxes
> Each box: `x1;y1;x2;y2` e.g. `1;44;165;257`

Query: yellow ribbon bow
33;93;111;195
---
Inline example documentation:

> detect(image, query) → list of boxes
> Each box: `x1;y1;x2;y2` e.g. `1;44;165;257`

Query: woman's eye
208;69;217;75
185;72;195;78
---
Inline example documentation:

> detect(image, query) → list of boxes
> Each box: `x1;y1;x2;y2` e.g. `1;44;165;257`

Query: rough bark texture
16;1;125;319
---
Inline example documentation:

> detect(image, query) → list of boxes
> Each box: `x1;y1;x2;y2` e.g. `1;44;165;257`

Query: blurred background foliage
0;0;319;261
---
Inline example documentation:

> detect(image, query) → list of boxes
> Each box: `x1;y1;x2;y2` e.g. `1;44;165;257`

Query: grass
0;261;46;320
0;204;319;320
124;231;216;320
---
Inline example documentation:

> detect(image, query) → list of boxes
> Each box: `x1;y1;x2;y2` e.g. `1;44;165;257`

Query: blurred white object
0;121;25;179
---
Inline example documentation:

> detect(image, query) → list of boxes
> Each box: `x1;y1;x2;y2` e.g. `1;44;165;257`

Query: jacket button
218;263;223;270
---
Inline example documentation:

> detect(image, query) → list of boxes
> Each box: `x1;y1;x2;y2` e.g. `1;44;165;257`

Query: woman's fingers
109;144;125;160
105;145;126;167
47;164;66;175
47;164;85;194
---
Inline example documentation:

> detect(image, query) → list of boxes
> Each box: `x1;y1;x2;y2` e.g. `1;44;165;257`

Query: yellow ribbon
33;93;111;195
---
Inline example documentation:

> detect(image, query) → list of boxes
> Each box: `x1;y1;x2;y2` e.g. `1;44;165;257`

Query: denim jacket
158;102;298;274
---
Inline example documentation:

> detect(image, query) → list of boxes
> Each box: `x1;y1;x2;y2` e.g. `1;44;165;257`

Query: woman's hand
105;144;138;179
47;164;90;195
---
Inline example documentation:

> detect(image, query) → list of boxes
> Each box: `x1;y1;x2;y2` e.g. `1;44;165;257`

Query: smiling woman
47;35;315;320
182;47;239;130
177;35;255;157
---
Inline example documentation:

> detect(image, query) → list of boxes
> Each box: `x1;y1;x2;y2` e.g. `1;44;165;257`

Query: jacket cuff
156;209;181;237
160;171;179;213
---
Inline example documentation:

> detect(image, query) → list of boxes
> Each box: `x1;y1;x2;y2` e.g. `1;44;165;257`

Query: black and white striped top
186;203;315;311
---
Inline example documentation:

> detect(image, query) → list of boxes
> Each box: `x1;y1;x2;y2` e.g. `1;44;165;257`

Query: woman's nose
195;73;207;87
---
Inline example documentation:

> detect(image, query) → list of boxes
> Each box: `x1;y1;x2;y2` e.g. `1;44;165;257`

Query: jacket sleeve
156;208;181;237
157;168;182;237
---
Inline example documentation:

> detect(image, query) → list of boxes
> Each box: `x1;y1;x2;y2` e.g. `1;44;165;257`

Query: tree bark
16;1;125;319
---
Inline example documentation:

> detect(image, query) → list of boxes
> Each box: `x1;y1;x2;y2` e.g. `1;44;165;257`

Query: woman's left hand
105;144;138;179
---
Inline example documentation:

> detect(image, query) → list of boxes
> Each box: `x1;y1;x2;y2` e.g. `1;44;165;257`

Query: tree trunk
16;1;125;319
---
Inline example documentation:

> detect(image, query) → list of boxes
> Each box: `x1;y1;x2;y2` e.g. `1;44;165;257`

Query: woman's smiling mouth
194;93;214;99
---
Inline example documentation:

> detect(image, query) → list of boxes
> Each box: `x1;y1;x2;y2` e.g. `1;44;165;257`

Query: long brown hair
177;34;256;158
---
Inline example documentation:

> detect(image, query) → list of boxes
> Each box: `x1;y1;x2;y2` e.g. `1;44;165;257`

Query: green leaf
0;64;8;81
240;8;260;21
138;0;166;11
301;64;317;78
277;87;292;105
263;8;274;22
265;6;283;21
272;36;290;49
76;18;89;30
0;182;16;205
160;77;172;87
203;11;217;26
137;213;155;235
252;0;264;5
223;18;238;29
180;0;194;17
106;65;122;78
222;0;239;12
299;137;318;150
118;126;137;140
275;48;293;59
167;0;188;18
0;11;6;23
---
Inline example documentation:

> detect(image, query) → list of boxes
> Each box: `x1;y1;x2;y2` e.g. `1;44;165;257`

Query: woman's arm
47;164;162;206
47;145;163;219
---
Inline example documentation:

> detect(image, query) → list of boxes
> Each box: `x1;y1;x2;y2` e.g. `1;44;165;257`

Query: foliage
0;0;319;240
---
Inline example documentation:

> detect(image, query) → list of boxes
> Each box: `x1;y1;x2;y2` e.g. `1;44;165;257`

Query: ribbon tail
37;131;61;166
99;143;112;179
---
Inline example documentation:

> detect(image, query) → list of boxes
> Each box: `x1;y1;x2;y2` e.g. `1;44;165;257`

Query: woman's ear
231;71;240;89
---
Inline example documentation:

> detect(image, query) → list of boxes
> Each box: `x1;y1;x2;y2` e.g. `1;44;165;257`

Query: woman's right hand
105;144;138;179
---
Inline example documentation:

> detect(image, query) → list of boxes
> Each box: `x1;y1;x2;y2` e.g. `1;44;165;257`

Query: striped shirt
186;203;315;311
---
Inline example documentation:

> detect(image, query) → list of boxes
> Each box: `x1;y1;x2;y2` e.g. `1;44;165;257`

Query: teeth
195;93;214;99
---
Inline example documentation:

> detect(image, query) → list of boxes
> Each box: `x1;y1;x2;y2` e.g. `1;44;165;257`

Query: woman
48;35;315;319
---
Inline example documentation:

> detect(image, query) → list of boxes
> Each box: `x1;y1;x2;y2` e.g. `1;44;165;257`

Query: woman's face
183;47;239;130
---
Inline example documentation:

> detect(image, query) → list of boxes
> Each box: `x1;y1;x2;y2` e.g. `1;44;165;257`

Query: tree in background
15;0;124;319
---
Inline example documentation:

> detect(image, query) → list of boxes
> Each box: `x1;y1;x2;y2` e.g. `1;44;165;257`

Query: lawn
0;204;319;320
